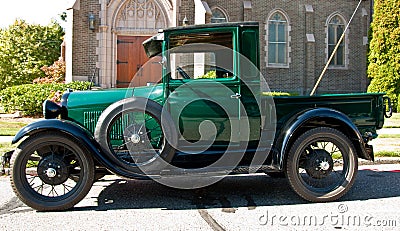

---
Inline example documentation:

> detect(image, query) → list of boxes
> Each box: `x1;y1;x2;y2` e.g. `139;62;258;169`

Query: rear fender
275;108;370;170
12;119;150;179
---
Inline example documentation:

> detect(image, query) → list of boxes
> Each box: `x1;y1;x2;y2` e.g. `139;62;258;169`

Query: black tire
10;132;95;211
286;127;358;202
266;172;286;178
94;97;177;174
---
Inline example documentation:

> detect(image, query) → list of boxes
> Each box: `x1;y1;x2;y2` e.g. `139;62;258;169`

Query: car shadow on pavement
73;169;400;212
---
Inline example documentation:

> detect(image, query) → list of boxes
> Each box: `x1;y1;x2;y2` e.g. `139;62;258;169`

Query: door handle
230;93;241;99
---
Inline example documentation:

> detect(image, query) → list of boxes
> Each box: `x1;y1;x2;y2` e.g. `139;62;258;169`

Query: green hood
67;84;164;110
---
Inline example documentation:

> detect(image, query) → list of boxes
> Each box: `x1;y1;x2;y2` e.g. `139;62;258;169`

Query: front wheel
10;133;95;211
94;97;177;174
286;127;358;202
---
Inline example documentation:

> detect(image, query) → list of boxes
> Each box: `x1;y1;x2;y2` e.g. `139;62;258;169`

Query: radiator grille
83;111;136;140
83;111;102;134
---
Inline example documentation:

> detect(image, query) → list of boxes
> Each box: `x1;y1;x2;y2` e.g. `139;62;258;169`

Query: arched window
267;11;288;66
211;8;228;23
327;14;346;67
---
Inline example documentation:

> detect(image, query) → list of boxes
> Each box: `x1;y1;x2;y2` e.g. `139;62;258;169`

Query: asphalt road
1;164;399;230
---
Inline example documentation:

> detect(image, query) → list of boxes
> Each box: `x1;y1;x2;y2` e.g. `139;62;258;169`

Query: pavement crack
198;209;226;231
193;189;226;231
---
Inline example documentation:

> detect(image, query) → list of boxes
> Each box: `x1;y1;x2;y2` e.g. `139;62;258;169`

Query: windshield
168;32;234;81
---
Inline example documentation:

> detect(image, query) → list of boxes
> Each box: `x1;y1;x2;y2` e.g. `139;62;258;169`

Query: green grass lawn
0;142;16;154
0;120;27;136
375;151;400;157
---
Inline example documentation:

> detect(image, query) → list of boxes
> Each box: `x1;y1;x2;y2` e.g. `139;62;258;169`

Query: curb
359;157;400;165
0;112;22;119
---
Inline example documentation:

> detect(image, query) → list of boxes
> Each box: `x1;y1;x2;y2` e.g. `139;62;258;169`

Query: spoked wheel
107;110;165;166
10;133;94;211
95;97;176;174
286;127;358;202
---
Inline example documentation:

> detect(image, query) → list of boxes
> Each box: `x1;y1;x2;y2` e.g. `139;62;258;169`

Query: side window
267;11;289;67
168;32;234;80
327;14;346;67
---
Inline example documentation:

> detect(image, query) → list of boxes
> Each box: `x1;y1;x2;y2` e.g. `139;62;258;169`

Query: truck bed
272;93;386;137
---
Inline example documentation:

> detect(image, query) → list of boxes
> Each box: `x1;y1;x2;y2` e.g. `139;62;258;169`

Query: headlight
43;100;62;119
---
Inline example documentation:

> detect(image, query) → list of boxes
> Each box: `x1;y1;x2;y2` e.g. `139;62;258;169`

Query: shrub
0;20;64;89
0;81;92;116
367;0;400;111
397;95;400;113
196;70;217;79
33;58;66;84
262;92;291;96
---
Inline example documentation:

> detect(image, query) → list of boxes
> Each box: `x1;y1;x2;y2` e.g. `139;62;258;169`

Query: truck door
165;31;242;151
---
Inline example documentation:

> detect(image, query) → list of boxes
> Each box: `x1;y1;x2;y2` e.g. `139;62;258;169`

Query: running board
158;164;280;177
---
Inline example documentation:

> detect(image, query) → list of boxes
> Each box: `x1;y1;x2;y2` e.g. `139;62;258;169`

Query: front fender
276;108;369;169
13;119;92;144
12;119;150;179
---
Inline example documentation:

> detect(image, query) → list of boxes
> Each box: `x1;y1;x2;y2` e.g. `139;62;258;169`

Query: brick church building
64;0;372;95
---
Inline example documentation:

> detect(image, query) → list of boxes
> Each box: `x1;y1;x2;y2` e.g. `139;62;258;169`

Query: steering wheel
176;66;190;79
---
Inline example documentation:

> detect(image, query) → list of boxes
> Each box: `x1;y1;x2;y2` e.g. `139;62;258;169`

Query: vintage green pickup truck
9;22;391;211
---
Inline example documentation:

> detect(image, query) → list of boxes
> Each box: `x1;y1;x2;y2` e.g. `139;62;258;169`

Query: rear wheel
10;133;95;211
286;127;358;202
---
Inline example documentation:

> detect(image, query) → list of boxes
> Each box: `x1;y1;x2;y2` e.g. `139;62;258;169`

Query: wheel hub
37;155;70;185
319;161;330;171
130;134;141;144
45;168;57;178
122;123;158;166
124;124;146;144
305;149;334;179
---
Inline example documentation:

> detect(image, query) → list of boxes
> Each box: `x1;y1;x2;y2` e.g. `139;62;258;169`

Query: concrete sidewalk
377;128;400;134
0;136;13;143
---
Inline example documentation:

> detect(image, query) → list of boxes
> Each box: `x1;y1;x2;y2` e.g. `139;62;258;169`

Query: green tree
368;0;400;107
0;20;64;90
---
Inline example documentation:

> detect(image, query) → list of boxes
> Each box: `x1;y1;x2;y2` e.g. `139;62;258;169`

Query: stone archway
97;0;173;88
113;0;167;87
115;0;167;33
